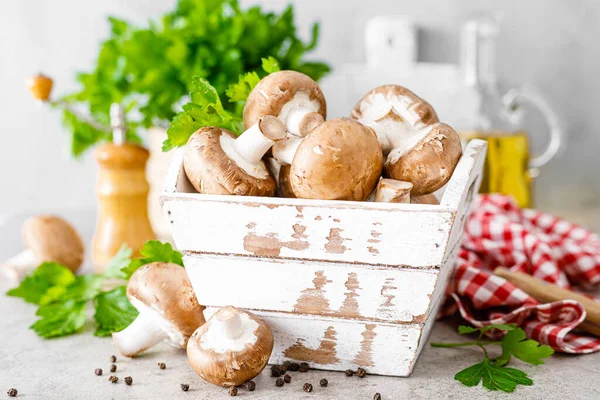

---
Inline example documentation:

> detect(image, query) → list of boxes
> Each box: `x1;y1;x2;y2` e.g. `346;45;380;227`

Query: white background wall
0;0;599;229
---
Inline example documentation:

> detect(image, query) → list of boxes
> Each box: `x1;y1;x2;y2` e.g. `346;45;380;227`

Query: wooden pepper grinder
92;104;156;272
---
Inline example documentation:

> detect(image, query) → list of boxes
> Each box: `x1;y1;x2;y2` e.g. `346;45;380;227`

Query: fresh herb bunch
431;324;554;393
6;240;183;338
57;0;330;156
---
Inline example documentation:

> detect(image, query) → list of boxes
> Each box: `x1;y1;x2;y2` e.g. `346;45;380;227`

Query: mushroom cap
22;215;84;272
127;262;205;341
243;70;327;130
385;122;462;196
290;118;383;201
278;165;297;198
183;127;276;196
187;307;274;387
411;193;440;205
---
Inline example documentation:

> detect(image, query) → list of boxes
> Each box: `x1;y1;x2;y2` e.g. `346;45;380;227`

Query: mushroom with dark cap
1;215;84;282
187;306;274;387
183;116;286;196
112;262;205;357
351;85;462;196
290;118;383;201
244;70;326;165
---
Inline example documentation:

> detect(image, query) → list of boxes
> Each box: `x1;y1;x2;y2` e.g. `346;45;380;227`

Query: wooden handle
494;267;600;336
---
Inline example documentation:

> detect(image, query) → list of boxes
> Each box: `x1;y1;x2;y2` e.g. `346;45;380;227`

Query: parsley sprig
431;324;554;393
6;240;183;338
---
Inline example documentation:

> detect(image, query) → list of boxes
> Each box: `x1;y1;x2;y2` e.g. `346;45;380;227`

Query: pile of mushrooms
183;72;462;204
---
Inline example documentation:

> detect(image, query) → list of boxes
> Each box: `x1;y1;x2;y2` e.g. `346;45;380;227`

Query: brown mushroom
289;118;383;201
278;165;297;198
374;179;412;203
411;194;440;205
1;215;84;282
187;306;273;387
112;262;205;357
183;116;286;196
351;85;462;196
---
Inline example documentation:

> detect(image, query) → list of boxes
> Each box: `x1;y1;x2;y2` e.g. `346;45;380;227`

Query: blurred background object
1;0;599;231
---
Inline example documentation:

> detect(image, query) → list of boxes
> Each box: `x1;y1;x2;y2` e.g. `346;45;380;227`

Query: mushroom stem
224;116;286;165
272;136;303;165
285;108;324;137
2;250;39;282
374;179;413;203
367;107;427;155
213;307;244;340
112;311;169;357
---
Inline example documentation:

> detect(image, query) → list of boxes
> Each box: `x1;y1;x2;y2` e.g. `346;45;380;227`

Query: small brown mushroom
183;116;286;196
351;85;462;196
112;262;205;357
187;306;273;387
1;215;84;282
374;179;412;203
278;165;297;198
289;118;383;201
411;193;440;205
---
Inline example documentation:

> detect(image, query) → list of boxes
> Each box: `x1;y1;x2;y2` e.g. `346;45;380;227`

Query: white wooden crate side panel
204;308;421;377
185;254;438;323
164;199;453;267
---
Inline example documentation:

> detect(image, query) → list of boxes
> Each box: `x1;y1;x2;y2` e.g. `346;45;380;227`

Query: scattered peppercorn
275;378;284;387
228;387;238;396
7;388;18;397
109;376;118;384
345;369;354;377
320;378;328;387
181;384;189;392
124;376;133;386
303;383;313;392
270;365;282;377
373;393;382;400
288;362;300;372
158;362;166;370
110;364;117;373
283;374;292;384
246;381;256;392
299;362;309;372
109;355;117;363
356;368;366;378
94;368;103;376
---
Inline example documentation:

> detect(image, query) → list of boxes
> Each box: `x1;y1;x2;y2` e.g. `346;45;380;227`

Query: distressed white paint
185;254;437;323
163;140;487;377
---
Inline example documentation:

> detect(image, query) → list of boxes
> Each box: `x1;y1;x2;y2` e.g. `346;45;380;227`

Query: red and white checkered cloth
443;194;600;353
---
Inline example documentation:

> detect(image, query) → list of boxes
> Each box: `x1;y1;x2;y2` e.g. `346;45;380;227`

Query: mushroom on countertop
244;71;326;165
187;306;273;387
374;179;413;203
183;116;286;196
351;85;462;196
290;118;383;201
1;215;84;282
112;262;205;357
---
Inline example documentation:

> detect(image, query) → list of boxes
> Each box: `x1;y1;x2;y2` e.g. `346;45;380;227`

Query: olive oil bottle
458;14;562;208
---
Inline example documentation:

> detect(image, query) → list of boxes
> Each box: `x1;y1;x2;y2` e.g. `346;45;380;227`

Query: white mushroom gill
200;310;259;353
277;91;321;137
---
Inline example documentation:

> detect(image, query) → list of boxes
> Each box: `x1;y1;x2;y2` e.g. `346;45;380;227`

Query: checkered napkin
443;194;600;353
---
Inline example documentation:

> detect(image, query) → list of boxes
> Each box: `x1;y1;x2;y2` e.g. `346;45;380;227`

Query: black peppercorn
275;378;284;387
181;384;189;392
228;387;238;396
110;364;117;373
288;362;300;372
109;355;117;363
283;374;292;384
345;369;354;377
124;376;132;386
158;362;166;370
303;383;313;392
109;376;118;384
270;365;282;377
7;388;18;397
356;368;366;378
246;381;256;391
373;393;382;400
94;368;103;376
319;378;328;387
299;362;309;372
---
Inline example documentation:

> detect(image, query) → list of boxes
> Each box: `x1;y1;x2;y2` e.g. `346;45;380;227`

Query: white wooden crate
161;139;487;377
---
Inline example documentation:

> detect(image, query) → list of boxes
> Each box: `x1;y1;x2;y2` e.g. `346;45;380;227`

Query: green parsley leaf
30;300;87;338
93;286;139;337
455;359;533;393
103;244;133;279
458;323;518;335
497;328;554;366
225;71;261;103
261;56;281;74
121;240;184;279
6;263;76;304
